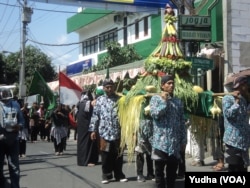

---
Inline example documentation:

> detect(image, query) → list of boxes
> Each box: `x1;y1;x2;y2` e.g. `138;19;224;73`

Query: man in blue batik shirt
89;78;128;184
150;75;187;188
222;75;250;172
0;88;25;188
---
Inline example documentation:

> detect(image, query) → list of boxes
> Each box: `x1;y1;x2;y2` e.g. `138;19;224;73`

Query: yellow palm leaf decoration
118;95;145;162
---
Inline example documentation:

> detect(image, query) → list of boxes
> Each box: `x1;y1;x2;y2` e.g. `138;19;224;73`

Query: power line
0;1;20;48
27;37;81;46
27;14;151;47
0;1;21;51
52;46;79;61
0;0;9;24
1;0;157;67
2;15;20;48
1;1;156;49
0;1;19;8
0;1;157;14
28;28;51;53
28;28;78;63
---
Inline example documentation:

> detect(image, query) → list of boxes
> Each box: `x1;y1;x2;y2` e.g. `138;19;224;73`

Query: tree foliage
83;41;143;73
1;45;57;95
101;41;142;67
0;54;6;84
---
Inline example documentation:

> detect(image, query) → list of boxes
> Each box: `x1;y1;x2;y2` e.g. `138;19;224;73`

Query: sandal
212;165;217;169
213;165;225;171
212;162;224;169
87;163;95;167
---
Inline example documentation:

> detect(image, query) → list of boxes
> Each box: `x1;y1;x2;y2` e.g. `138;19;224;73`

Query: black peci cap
161;75;174;85
103;78;114;87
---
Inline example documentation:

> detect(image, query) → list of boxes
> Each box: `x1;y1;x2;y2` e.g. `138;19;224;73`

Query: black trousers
177;149;186;176
19;139;26;156
30;126;38;142
136;152;154;176
155;155;178;188
39;120;46;140
101;141;125;181
53;137;65;153
225;145;247;172
44;127;51;141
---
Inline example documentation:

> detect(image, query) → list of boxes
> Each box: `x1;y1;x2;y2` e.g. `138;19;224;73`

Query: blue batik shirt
150;95;187;159
222;94;250;151
89;94;121;141
0;99;25;133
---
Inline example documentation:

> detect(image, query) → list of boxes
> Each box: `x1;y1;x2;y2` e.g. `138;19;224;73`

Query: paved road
4;135;248;188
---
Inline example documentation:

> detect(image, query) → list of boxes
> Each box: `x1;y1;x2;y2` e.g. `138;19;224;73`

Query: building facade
223;0;250;75
66;8;163;76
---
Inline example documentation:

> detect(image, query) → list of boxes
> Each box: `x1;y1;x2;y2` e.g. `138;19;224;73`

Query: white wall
76;14;117;65
224;0;250;74
75;12;152;66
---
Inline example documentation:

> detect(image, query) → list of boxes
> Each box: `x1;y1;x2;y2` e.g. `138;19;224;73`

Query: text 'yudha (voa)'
185;172;249;188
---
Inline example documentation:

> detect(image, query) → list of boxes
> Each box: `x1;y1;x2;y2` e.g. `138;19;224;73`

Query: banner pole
58;66;61;105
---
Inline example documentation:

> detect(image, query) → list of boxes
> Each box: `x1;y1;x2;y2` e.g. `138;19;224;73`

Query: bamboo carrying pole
144;93;161;97
145;92;232;97
213;92;250;102
212;92;233;97
144;92;243;98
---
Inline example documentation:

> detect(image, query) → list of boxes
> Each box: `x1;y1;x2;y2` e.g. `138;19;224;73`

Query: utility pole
19;0;33;99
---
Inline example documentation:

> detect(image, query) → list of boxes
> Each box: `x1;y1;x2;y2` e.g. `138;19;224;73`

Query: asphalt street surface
5;132;246;188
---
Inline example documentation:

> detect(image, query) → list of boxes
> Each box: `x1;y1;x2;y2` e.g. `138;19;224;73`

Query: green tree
100;41;142;68
83;42;143;74
3;45;57;95
0;54;6;84
2;52;21;85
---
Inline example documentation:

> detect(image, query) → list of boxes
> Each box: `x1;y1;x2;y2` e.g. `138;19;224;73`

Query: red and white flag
59;72;82;106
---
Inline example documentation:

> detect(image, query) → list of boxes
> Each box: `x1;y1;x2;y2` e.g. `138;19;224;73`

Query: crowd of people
0;92;76;188
0;75;249;188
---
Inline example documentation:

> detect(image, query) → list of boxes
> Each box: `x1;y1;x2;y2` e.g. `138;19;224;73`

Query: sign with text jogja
178;15;211;42
179;15;211;27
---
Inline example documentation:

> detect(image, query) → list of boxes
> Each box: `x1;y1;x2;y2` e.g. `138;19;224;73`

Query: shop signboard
179;15;211;27
66;59;92;76
178;15;211;42
180;30;211;41
186;57;214;70
78;0;177;8
31;0;177;9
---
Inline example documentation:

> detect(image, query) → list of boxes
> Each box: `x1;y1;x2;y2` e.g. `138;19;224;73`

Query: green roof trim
67;8;114;33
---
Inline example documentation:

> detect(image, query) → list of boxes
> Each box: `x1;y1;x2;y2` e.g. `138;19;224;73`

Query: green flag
29;71;56;112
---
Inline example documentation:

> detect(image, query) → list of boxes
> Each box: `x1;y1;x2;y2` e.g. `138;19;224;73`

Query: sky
0;0;80;71
0;0;168;72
